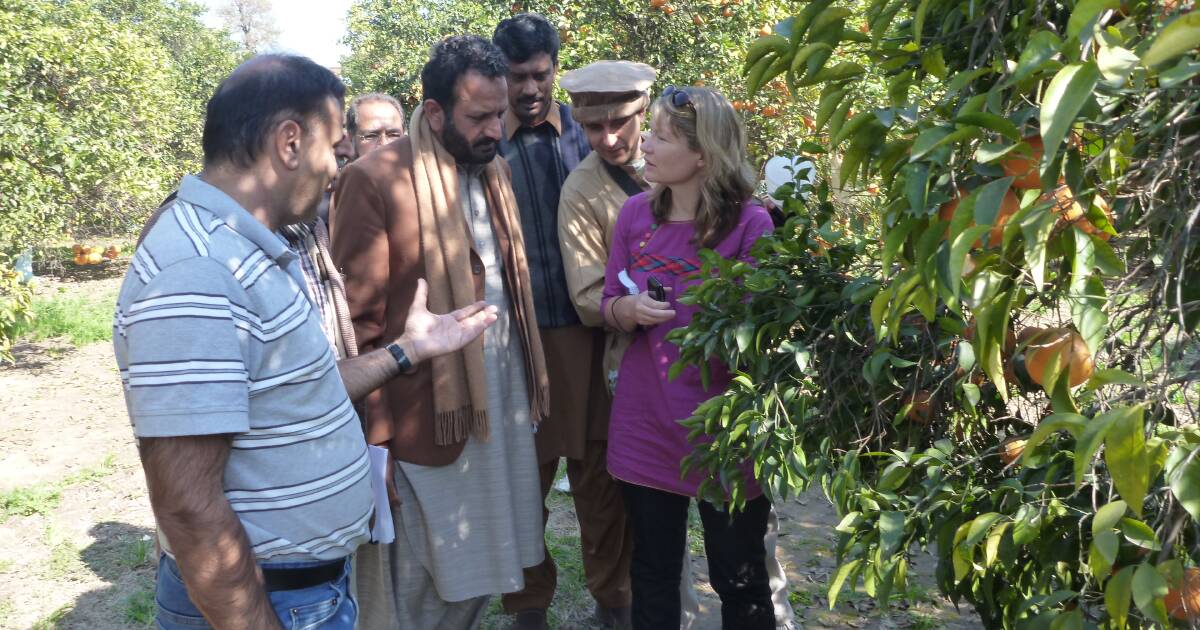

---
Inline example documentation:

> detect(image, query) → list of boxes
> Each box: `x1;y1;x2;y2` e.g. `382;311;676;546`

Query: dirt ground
0;273;980;629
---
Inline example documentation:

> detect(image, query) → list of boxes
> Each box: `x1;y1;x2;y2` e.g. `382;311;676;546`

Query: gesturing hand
403;279;499;366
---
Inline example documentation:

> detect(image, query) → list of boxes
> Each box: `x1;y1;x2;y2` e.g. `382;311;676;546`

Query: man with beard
558;62;797;630
491;15;627;630
332;36;549;628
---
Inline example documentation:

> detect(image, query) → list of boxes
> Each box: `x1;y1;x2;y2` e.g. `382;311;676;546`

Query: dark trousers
621;483;774;630
501;441;633;612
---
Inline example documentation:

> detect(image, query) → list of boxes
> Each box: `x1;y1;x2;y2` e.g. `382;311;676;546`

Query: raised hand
403;279;499;365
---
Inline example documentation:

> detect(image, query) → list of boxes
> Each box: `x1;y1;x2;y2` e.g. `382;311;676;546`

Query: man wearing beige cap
558;61;797;630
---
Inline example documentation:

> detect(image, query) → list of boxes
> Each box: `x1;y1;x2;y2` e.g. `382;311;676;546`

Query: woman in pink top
601;86;775;630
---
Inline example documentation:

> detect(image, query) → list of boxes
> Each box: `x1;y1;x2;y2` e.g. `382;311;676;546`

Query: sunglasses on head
661;85;695;110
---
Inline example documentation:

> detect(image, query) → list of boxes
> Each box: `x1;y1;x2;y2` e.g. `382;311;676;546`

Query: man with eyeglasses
346;93;406;158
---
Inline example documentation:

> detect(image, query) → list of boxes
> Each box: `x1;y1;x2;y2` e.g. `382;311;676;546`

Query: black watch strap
385;342;413;372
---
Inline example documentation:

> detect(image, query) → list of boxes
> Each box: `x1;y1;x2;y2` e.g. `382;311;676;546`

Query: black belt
261;559;344;592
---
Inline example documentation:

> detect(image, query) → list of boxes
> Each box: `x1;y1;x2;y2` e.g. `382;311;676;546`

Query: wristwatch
384;342;413;372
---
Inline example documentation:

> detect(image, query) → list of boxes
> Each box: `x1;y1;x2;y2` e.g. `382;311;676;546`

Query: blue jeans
155;554;357;629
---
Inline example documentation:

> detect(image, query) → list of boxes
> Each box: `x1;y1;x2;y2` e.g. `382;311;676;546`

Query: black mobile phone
647;275;666;302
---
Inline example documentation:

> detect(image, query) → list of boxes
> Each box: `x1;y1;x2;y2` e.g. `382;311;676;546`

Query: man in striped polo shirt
115;54;497;630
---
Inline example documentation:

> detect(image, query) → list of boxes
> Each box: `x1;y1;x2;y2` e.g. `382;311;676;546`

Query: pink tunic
601;192;774;498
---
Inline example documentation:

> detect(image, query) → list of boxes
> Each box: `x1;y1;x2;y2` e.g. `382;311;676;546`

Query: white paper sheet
367;445;395;544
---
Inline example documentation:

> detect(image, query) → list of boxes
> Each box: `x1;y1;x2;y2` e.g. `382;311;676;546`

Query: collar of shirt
503;100;562;141
177;174;296;265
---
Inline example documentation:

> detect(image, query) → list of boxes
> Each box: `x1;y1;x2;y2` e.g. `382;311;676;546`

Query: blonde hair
648;87;755;249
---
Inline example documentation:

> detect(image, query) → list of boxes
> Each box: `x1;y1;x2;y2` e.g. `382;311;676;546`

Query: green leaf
1105;405;1149;515
880;511;905;555
1106;565;1135;630
910;126;954;162
828;558;861;608
955;112;1021;141
965;512;1004;548
1012;504;1043;545
1119;518;1161;550
1012;31;1062;83
1098;41;1141;86
1050;608;1083;630
1074;409;1118;487
1020;200;1059;290
1039;63;1100;179
1086;368;1146;389
1068;0;1119;40
1168;446;1200;522
1142;10;1200;69
1132;563;1169;625
1092;500;1128;536
735;321;754;353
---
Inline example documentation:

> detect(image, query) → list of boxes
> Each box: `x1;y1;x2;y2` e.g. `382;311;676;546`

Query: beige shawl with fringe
409;104;550;445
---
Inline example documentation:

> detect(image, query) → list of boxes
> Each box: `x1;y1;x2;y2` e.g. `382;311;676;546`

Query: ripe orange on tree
1042;185;1114;241
938;187;1020;248
1001;135;1045;189
1166;568;1200;621
903;390;934;425
1000;438;1027;465
650;0;667;8
1023;327;1094;388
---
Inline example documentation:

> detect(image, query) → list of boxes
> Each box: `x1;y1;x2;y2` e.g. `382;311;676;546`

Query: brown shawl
409;104;550;445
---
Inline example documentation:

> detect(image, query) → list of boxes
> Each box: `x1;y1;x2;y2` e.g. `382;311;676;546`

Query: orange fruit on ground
1024;327;1094;388
650;0;667;7
758;23;772;36
761;105;780;117
904;390;934;425
73;253;87;266
85;250;104;265
1000;439;1027;465
1166;568;1200;620
722;6;732;16
73;244;84;255
663;4;675;14
1001;135;1044;189
693;14;704;26
103;245;120;260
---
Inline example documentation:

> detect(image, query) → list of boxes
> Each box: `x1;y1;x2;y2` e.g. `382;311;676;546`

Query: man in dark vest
492;14;630;630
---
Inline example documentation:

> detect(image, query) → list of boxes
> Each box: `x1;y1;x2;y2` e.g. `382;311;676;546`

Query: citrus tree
672;0;1200;626
0;0;238;360
340;0;823;155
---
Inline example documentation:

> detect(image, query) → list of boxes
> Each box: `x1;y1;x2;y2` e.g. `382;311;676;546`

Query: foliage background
0;0;239;359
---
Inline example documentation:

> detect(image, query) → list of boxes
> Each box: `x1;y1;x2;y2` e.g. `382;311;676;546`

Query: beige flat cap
561;60;657;123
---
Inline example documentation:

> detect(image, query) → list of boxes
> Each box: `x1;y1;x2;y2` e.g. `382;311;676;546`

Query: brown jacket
332;137;529;466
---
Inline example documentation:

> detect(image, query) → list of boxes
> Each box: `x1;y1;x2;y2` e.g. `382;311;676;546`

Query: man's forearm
336;338;417;402
140;436;282;630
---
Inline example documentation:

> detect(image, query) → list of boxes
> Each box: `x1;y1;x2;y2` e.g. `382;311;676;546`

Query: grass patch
0;484;62;522
907;610;942;630
1;454;118;523
119;534;155;570
0;598;14;627
12;287;117;346
47;539;85;580
30;603;72;629
788;588;815;607
123;584;156;627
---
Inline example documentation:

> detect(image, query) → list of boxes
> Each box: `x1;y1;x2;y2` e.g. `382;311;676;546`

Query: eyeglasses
661;85;695;111
357;129;405;143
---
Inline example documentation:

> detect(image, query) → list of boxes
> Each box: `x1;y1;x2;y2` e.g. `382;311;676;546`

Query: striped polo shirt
113;175;372;562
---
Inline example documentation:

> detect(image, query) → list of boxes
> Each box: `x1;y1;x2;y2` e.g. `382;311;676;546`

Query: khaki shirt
557;152;645;391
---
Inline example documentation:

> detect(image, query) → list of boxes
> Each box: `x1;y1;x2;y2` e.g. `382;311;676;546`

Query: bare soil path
0;274;979;629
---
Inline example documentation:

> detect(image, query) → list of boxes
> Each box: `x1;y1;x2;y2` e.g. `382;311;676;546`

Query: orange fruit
758;23;772;36
938;188;1020;248
1000;439;1027;465
1024;327;1094;388
693;14;704;26
802;115;816;131
722;6;732;16
650;0;667;7
103;245;120;260
1001;135;1044;190
859;21;870;33
1042;185;1114;241
663;4;675;14
1166;568;1200;620
866;183;880;196
761;105;780;117
73;253;87;266
904;390;934;425
72;244;84;255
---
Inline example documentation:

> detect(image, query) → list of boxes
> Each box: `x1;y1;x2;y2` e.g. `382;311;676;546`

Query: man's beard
442;117;497;165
